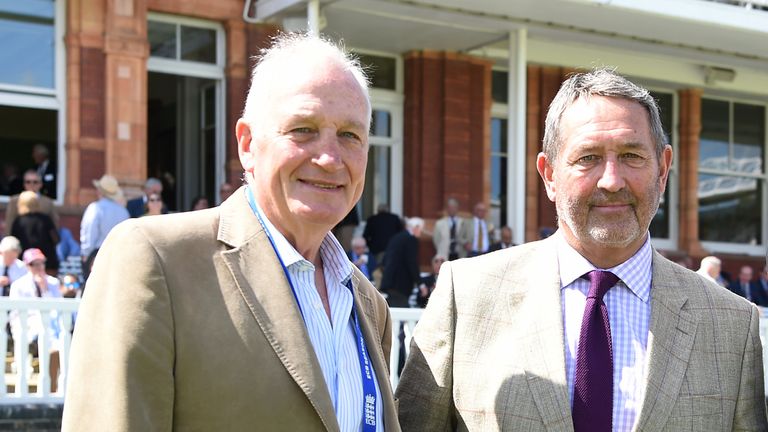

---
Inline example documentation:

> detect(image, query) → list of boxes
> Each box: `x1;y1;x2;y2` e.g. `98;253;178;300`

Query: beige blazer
456;217;492;255
62;188;400;431
433;216;465;259
4;193;59;230
396;236;767;431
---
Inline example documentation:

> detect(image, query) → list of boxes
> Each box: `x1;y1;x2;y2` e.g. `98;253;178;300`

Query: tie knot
585;270;619;300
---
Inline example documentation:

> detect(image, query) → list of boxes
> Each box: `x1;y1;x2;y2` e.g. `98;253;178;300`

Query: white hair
241;33;370;136
699;256;721;270
0;236;22;253
406;217;425;231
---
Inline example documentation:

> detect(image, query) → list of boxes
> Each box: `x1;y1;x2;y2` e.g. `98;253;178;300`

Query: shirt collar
556;230;653;303
249;187;353;284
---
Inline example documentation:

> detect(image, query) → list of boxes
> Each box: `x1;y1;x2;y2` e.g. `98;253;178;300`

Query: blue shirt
254;199;383;432
80;198;129;257
558;232;653;432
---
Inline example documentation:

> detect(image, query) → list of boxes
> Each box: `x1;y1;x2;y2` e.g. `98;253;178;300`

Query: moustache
588;191;636;207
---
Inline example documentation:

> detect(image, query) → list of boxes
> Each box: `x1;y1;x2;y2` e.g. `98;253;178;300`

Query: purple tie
572;270;619;432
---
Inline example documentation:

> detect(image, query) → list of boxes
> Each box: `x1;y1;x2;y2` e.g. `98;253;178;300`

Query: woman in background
11;191;59;275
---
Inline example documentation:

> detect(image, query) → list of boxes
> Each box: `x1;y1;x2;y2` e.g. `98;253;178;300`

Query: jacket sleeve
62;221;175;432
395;262;457;432
732;304;768;430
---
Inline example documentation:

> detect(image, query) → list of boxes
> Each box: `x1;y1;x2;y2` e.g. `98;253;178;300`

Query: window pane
649;91;672;238
698;173;761;244
0;0;55;88
361;145;391;219
0;104;57;197
491;70;508;104
148;21;176;59
733;103;764;174
180;25;216;64
357;54;396;90
491;117;507;154
700;99;729;170
371;110;391;137
491;155;507;204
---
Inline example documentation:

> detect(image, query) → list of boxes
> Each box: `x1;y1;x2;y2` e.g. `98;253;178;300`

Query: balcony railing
0;300;766;405
705;0;768;10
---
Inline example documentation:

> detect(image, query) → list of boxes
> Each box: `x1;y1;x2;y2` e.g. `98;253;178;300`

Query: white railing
0;297;80;404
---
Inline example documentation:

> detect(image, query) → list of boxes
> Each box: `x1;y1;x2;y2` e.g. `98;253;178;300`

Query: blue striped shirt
558;232;652;432
255;202;383;432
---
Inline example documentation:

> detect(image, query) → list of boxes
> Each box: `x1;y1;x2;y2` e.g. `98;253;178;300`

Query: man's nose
596;159;626;193
313;131;344;171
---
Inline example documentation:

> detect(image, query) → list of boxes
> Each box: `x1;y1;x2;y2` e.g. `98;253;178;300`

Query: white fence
0;297;80;404
0;301;766;405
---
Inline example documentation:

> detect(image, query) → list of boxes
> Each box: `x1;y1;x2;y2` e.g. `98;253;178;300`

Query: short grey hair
543;68;667;162
0;236;22;253
144;177;162;190
405;217;425;231
242;33;370;136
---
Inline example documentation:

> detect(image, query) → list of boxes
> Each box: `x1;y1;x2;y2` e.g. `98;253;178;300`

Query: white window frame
351;48;404;217
490;102;508;231
146;12;226;203
698;94;767;256
644;86;679;251
0;0;66;204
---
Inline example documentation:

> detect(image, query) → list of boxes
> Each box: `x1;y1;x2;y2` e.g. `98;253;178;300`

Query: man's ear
236;119;254;171
658;144;673;194
536;152;557;202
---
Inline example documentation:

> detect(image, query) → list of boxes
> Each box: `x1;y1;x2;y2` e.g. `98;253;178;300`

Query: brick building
1;0;767;275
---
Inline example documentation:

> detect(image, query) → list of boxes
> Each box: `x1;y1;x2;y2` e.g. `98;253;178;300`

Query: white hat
93;174;124;202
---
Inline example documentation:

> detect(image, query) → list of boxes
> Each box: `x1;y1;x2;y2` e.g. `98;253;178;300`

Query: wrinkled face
539;96;672;252
238;63;369;236
23;173;42;193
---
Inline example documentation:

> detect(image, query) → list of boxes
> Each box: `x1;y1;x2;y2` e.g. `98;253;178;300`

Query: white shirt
558;232;652;432
9;272;63;345
254;198;384;432
471;217;489;253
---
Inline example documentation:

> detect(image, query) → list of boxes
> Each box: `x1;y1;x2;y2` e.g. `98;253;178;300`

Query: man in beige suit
4;170;59;232
458;201;492;257
433;198;464;260
396;69;766;431
63;34;399;431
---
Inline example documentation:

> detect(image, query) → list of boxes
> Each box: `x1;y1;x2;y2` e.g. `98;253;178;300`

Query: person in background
416;255;445;308
380;217;424;308
432;198;464;261
696;256;722;285
9;248;63;393
348;236;376;282
56;227;81;264
459;201;491;257
5;170;59;233
362;203;403;270
218;182;234;204
143;193;164;217
332;207;359;252
0;162;23;197
189;196;210;211
729;265;767;307
126;178;166;218
32;144;56;199
79;175;130;281
488;226;515;252
59;273;81;298
11;191;59;276
756;265;768;304
0;236;27;296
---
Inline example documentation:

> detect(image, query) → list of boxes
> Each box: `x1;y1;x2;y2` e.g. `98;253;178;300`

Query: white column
507;28;527;245
308;0;320;36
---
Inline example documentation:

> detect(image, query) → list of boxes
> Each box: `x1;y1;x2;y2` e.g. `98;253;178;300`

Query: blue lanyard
245;188;378;431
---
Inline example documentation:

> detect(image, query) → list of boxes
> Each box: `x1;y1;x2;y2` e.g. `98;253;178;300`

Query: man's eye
340;131;361;141
576;155;599;164
291;127;314;134
621;153;647;167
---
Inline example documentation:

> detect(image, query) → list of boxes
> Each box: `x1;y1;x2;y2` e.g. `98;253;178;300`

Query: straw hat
93;174;124;202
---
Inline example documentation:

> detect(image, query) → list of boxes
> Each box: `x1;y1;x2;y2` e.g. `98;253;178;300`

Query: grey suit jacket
62;188;400;431
396;236;767;431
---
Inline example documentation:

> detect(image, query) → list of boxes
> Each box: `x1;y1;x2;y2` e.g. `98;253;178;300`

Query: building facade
1;0;766;275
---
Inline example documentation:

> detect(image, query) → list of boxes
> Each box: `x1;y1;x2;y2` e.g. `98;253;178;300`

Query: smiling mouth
301;180;342;190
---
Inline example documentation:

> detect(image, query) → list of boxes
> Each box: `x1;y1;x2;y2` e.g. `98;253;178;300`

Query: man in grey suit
63;34;399;431
396;68;766;431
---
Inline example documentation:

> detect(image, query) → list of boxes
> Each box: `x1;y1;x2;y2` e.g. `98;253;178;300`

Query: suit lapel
350;272;399;430
513;238;574;431
633;252;698;431
217;189;338;431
